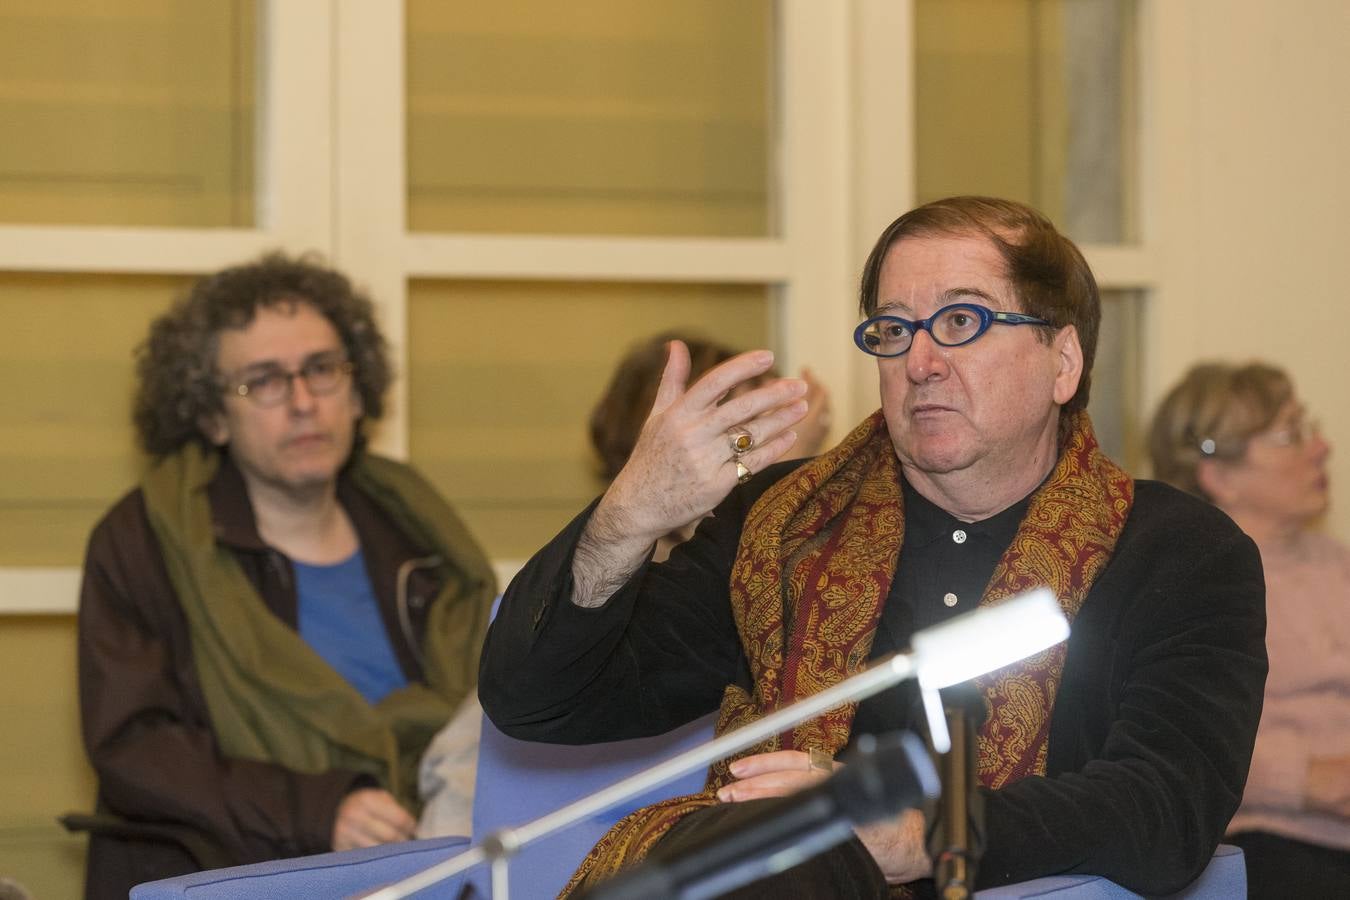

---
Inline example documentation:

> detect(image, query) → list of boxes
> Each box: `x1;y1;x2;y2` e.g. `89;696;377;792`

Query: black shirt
853;478;1033;745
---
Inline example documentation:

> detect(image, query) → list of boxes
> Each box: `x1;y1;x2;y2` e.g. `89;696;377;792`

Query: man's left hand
716;749;932;884
716;749;832;802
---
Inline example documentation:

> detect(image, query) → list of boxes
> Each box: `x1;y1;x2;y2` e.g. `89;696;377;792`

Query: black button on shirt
848;476;1034;746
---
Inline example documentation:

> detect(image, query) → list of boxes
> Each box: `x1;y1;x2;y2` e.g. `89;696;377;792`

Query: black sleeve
78;495;369;864
977;498;1268;894
479;464;805;744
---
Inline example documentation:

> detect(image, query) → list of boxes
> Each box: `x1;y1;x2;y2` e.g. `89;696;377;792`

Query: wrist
570;499;656;609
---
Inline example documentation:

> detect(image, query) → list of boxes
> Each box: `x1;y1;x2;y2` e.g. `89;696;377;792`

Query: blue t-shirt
295;549;409;705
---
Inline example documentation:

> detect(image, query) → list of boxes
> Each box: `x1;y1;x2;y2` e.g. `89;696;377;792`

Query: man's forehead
875;286;1000;317
877;233;1016;310
214;303;343;370
881;230;1007;273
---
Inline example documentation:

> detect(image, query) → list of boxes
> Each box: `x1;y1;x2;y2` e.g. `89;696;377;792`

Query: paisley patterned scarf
566;409;1132;894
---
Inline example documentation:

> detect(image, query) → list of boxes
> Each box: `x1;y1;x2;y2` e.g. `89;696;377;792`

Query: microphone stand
361;588;1067;900
929;703;986;900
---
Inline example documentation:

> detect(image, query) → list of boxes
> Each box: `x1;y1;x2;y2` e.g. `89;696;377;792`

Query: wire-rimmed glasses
222;351;354;407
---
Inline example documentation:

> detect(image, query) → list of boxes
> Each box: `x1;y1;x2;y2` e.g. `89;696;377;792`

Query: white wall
1144;0;1348;536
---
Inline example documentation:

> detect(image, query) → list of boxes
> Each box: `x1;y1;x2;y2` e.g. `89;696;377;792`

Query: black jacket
480;463;1267;894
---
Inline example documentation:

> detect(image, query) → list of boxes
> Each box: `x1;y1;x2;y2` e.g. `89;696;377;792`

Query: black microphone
585;731;940;900
928;690;988;900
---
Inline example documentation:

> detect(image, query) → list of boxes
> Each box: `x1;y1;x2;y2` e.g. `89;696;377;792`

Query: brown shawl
566;409;1132;893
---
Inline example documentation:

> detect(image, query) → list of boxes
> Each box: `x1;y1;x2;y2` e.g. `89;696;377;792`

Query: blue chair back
464;712;717;898
128;835;470;899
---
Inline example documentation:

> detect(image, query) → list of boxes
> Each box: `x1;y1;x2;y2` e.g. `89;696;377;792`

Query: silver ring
729;430;754;455
735;460;753;484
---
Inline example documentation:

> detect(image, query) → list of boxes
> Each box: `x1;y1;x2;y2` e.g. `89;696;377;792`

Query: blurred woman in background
590;331;831;560
1149;361;1349;897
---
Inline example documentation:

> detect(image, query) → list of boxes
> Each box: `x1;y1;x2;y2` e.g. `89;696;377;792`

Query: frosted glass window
406;0;774;237
915;0;1138;244
1087;290;1144;469
408;280;771;557
0;0;257;228
0;274;184;565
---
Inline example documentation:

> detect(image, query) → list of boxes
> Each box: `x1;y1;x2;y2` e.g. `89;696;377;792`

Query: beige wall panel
1149;0;1350;539
0;0;255;228
0;615;92;898
408;280;769;557
915;0;1042;208
915;0;1136;244
0;273;183;565
406;0;772;237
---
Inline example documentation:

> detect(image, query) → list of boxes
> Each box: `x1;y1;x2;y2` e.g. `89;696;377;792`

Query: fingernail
754;350;774;366
729;760;745;776
716;787;733;802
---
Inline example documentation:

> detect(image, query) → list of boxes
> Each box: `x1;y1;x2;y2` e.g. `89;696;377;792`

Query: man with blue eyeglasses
481;196;1267;897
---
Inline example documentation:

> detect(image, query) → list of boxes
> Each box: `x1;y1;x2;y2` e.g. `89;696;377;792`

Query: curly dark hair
859;196;1100;437
133;252;392;456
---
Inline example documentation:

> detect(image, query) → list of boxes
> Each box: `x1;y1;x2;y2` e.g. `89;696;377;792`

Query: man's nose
905;328;950;382
286;373;319;412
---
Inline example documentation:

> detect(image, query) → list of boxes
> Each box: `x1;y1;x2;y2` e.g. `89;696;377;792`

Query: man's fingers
648;340;692;419
716;750;832;802
717;768;824;803
683;349;779;412
333;789;415;850
728;750;810;778
707;378;808;441
723;428;799;486
364;794;416;837
722;399;808;455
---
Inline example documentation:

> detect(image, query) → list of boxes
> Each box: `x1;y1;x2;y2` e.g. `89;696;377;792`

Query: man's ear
198;412;229;447
1051;325;1084;406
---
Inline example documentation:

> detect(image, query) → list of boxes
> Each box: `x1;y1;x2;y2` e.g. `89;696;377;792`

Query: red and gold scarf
565;410;1132;894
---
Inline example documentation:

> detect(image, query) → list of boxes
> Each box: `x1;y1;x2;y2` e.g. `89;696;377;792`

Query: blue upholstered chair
128;835;471;899
460;712;717;898
131;714;1246;899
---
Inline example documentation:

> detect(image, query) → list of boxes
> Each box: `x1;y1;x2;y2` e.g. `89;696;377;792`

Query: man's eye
884;323;908;338
949;313;971;328
306;359;340;377
247;372;285;394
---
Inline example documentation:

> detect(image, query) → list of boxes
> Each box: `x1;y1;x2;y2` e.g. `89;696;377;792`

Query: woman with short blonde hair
1149;361;1348;898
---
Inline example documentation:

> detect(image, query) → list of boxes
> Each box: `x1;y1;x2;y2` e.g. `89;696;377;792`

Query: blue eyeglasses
853;302;1051;358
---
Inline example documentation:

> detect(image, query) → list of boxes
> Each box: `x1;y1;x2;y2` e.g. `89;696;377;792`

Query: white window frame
0;0;1158;614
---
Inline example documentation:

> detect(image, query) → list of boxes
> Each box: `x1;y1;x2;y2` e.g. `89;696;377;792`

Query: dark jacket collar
207;453;271;553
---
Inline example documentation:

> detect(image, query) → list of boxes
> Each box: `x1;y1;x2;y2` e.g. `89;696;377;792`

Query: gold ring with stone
735;460;753;484
729;430;754;455
808;747;834;773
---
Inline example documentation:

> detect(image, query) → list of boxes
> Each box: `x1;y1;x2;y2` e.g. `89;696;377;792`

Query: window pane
0;274;181;565
1086;289;1143;469
408;280;771;558
406;0;774;237
0;1;257;228
915;0;1137;243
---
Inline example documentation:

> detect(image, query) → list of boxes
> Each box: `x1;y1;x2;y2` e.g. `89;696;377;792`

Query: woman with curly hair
74;253;495;899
